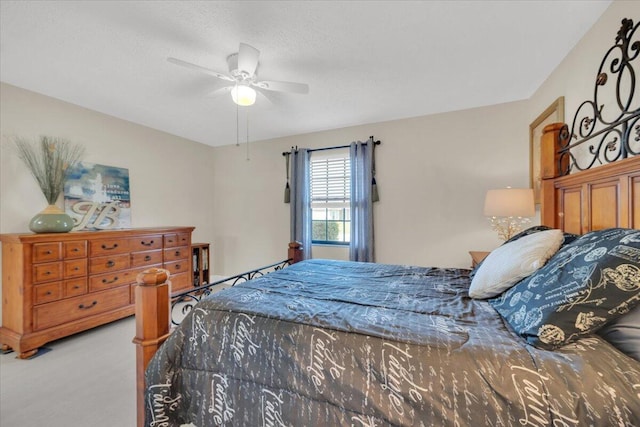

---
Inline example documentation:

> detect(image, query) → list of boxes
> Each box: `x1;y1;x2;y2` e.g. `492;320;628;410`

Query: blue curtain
349;141;375;262
290;148;312;260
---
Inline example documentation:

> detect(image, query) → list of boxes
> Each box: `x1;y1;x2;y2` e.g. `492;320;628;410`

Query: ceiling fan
167;43;309;106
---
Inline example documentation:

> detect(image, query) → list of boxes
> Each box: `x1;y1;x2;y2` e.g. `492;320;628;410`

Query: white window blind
310;155;350;208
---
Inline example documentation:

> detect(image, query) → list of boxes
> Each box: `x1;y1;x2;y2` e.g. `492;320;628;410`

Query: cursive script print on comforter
145;259;640;426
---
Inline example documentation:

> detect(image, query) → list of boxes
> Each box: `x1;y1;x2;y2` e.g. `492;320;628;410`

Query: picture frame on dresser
0;226;194;359
530;96;564;204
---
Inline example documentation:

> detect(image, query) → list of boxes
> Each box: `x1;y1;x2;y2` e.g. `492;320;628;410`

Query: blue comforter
145;259;640;426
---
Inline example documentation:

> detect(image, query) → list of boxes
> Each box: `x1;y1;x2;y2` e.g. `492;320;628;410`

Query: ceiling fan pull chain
236;88;240;147
246;109;250;161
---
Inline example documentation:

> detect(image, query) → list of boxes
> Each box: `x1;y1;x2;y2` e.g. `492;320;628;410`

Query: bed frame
132;18;639;427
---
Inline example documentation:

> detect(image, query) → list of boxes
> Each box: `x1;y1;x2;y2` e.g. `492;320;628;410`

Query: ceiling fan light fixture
231;84;256;106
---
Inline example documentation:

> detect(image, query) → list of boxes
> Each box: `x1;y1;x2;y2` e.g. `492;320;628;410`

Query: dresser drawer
89;253;130;275
164;260;188;275
34;282;63;305
89;265;160;292
90;238;130;256
64;240;87;259
64;278;87;298
64;258;87;278
33;242;61;263
170;271;192;294
129;235;162;252
33;262;62;283
33;286;130;331
90;270;133;292
163;246;189;262
177;233;190;247
163;234;178;248
131;250;163;267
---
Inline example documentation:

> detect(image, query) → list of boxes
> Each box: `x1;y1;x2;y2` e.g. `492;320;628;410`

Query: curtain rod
282;136;381;156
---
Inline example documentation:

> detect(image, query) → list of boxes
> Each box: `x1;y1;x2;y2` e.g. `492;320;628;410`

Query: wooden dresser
0;226;194;358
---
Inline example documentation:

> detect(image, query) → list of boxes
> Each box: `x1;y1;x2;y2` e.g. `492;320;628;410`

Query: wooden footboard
132;242;303;427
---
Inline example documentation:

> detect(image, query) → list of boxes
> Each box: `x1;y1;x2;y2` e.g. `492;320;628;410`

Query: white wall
211;99;530;274
0;82;217;320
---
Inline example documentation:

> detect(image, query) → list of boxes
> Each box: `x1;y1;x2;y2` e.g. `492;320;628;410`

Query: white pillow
469;229;563;299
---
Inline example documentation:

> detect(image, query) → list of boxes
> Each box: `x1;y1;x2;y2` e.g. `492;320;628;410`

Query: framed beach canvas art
64;162;131;230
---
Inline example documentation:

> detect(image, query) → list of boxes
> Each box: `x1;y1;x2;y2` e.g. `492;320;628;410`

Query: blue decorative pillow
489;228;640;349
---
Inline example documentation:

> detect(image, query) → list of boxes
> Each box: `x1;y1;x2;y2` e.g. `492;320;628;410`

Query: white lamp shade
231;85;256;106
484;188;535;217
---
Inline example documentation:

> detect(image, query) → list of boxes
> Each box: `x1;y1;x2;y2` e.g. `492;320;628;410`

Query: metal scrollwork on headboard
558;17;639;175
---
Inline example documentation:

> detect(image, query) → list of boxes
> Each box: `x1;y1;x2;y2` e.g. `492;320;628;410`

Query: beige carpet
0;316;137;427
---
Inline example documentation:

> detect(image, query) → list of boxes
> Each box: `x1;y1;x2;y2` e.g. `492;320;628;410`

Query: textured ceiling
0;1;611;147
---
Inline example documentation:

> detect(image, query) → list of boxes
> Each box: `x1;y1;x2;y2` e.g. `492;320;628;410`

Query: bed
134;18;640;427
143;255;640;426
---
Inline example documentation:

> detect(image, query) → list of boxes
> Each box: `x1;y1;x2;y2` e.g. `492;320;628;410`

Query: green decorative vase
29;205;75;233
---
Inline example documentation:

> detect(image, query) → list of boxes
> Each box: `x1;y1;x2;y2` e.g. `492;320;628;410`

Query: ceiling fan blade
254;80;309;94
206;86;233;98
167;57;235;82
238;43;260;77
253;87;274;105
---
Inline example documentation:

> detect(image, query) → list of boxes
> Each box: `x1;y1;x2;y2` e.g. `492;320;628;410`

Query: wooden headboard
540;123;640;234
538;19;639;234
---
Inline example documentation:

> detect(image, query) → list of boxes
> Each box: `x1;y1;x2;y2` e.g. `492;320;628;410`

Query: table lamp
484;187;535;240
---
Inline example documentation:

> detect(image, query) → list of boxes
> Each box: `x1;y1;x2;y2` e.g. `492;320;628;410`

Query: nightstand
469;251;490;268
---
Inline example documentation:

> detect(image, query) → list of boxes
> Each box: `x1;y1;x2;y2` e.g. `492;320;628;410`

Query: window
310;151;350;244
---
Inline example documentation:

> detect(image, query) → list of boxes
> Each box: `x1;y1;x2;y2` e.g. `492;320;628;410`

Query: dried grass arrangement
14;136;85;205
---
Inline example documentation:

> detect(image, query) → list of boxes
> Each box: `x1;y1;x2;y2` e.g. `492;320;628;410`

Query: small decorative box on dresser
0;226;194;358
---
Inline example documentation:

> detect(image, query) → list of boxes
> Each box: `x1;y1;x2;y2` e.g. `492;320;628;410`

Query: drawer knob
45;291;52;296
106;260;116;268
78;301;97;310
175;264;181;270
44;271;51;276
102;276;118;284
141;240;154;246
72;248;80;252
101;243;118;250
73;285;80;289
45;250;52;255
74;267;80;271
175;250;180;256
144;255;152;261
